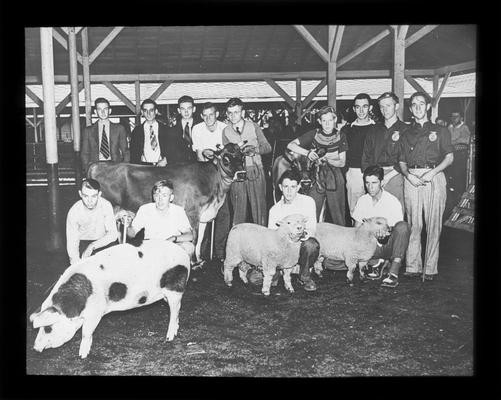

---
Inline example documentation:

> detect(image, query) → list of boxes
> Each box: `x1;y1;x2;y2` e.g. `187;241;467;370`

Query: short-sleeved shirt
352;190;403;227
131;203;192;240
342;120;376;170
361;119;408;171
268;193;317;236
399;121;454;166
296;128;348;156
66;197;117;261
191;120;226;157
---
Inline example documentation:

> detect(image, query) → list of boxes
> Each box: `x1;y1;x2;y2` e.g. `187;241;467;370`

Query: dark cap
377;92;399;104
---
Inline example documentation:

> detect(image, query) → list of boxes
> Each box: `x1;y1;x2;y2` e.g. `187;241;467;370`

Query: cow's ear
222;154;231;166
30;306;61;328
242;145;256;157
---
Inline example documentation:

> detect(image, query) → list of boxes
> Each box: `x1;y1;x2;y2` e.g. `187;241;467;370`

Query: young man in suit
81;97;128;172
165;95;199;163
129;99;169;166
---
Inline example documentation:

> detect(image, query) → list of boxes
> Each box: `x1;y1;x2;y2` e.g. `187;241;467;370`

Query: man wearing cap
129;99;169;166
342;93;377;220
399;91;454;281
361;91;407;213
223;97;272;227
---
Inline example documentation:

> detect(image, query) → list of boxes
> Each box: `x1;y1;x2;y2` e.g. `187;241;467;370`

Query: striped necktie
149;124;158;151
100;125;110;159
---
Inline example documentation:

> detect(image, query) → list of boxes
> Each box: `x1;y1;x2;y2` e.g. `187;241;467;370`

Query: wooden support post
81;27;92;127
33;108;38;143
135;80;141;127
432;72;451;122
295;78;302;125
68;27;83;185
392;26;406;120
327;25;337;110
40;27;63;252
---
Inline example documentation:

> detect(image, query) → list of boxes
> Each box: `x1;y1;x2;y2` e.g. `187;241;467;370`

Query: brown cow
87;143;253;263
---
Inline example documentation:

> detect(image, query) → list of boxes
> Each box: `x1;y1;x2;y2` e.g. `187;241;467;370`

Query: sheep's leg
261;265;276;296
358;261;368;282
282;268;295;293
223;257;239;287
345;259;358;286
238;261;252;284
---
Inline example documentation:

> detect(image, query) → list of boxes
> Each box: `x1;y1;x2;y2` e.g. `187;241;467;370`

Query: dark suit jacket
165;119;199;163
81;121;128;172
129;120;169;164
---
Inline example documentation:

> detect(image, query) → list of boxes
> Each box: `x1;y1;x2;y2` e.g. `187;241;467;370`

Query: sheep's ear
302;217;308;224
276;220;283;227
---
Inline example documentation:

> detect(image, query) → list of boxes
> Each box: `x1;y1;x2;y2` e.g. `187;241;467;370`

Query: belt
408;163;437;169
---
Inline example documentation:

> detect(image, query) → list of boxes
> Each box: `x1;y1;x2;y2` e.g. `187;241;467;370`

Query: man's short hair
152;179;174;198
278;169;302;186
81;178;101;192
226;97;244;110
409;91;432;105
363;165;384;182
451;110;463;118
141;99;158;110
377;92;399;104
201;102;217;114
177;95;194;107
353;93;372;104
94;97;110;108
316;105;337;120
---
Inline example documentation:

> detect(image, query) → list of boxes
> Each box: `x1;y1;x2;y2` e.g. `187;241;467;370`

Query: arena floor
26;186;474;376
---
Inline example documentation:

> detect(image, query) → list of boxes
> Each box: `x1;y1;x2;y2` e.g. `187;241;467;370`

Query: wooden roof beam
405;75;431;97
264;78;296;108
149;80;173;101
301;78;327;108
293;25;329;63
432;72;451;107
102;81;136;113
338;28;391;68
52;28;83;64
434;60;476;76
89;27;124;64
330;25;345;62
26;86;44;108
405;25;439;48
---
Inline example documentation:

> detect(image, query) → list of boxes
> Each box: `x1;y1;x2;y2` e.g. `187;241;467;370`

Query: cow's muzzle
233;170;247;182
300;179;312;191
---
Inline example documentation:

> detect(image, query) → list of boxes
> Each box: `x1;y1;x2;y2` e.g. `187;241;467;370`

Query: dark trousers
200;196;231;260
79;239;119;258
298;237;320;281
372;221;410;261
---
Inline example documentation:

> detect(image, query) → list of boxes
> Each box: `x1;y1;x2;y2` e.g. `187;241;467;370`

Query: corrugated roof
25;73;475;108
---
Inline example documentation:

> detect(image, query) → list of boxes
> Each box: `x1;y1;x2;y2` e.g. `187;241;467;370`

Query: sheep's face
276;214;308;242
362;217;390;238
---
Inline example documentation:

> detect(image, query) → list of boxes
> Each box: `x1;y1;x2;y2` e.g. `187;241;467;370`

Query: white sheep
313;217;390;285
223;214;307;296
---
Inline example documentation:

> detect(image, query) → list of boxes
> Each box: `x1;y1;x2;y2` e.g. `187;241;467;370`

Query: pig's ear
30;306;61;328
362;218;367;223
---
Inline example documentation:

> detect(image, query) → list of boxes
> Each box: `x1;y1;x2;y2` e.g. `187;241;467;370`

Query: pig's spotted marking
138;296;147;304
108;282;127;301
99;264;104;270
51;273;93;318
44;326;52;333
160;265;189;292
138;251;143;258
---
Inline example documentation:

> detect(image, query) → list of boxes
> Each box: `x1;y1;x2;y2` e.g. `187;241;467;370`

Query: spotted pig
29;239;190;359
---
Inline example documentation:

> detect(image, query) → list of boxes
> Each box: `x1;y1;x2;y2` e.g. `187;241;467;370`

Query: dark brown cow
87;143;251;262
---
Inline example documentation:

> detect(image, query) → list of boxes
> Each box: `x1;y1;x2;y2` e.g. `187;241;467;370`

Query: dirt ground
26;186;474;376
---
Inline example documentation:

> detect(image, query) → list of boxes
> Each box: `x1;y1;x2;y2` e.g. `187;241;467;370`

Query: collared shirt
191;120;226;160
268;193;317;236
131;202;192;240
66;197;117;262
343;119;376;169
98;119;111;161
448;122;471;147
352;190;403;227
399;120;454;166
142;121;161;163
361;119;407;171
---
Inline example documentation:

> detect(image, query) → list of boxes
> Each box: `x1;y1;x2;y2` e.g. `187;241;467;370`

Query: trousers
230;164;268;226
404;170;447;275
346;167;365;217
200;196;231;259
308;166;346;226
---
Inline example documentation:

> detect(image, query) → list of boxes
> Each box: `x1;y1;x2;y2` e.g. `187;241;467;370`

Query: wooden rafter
149;80;173;101
264;79;296;108
26;86;44;108
301;100;319;119
405;25;439;48
89;27;124;64
434;60;475;76
338;28;391;68
432;72;452;107
102;81;136;113
55;82;84;115
398;25;409;40
301;78;327;107
52;28;83;64
293;25;329;63
405;75;429;95
330;25;345;62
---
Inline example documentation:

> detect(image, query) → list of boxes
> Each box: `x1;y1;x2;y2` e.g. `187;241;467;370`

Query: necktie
100;125;110;159
236;126;241;134
183;122;192;146
149;124;158;151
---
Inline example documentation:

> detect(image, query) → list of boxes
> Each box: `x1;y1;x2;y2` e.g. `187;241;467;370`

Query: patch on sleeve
159;265;189;292
51;273;93;318
108;282;128;302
